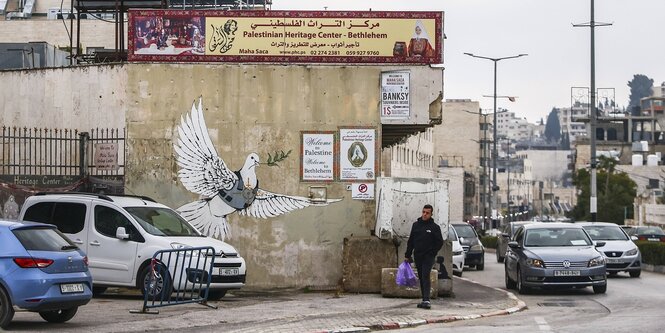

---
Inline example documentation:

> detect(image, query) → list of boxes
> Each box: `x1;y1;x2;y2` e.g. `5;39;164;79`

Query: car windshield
524;228;592;247
125;207;202;237
583;225;629;241
448;227;458;241
454;225;476;238
635;227;665;235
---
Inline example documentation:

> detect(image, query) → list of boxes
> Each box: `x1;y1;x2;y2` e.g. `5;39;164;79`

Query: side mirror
436;256;444;264
116;227;130;240
508;241;520;249
631;235;638;241
501;233;510;238
595;241;606;248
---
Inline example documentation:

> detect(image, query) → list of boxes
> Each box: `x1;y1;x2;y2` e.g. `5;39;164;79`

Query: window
53;203;86;234
23;201;86;234
13;227;74;251
94;205;141;241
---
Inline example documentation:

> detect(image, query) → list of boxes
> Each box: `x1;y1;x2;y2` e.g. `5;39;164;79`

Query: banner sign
339;127;377;181
128;10;443;64
380;71;410;119
301;131;336;182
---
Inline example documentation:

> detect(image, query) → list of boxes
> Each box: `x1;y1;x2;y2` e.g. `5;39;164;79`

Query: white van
19;192;246;300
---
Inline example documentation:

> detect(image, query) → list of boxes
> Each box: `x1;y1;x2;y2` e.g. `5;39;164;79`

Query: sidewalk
9;277;525;333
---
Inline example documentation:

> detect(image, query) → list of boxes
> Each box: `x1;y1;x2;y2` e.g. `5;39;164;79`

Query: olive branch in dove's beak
264;149;292;167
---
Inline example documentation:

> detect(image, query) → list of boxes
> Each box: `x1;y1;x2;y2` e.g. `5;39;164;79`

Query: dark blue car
0;220;92;329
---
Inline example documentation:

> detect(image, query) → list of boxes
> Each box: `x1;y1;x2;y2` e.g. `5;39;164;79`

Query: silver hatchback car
504;223;607;294
578;222;641;277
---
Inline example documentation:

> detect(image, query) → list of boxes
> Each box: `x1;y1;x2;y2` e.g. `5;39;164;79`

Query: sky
271;0;665;123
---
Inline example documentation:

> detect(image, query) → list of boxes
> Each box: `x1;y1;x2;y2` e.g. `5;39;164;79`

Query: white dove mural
174;98;341;240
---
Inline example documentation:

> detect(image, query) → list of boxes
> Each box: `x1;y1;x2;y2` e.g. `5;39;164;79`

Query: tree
568;156;637;224
544;108;561;144
627;74;654;116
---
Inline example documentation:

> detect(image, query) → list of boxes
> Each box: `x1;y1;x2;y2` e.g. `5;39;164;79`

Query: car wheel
593;283;607;294
629;270;641;278
496;250;505;263
39;307;78;323
516;268;529;294
92;287;107;297
505;268;516;290
608;271;618;277
139;263;172;301
453;270;462;277
0;287;14;329
202;289;227;301
476;257;485;271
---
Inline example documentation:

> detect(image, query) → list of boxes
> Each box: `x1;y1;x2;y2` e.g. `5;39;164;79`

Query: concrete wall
0;20;119;51
0;65;126;129
0;62;443;290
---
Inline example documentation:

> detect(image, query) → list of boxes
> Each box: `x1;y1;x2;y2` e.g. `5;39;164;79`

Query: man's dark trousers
414;255;435;301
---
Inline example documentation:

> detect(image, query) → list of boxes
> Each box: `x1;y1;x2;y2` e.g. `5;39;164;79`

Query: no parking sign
351;183;374;200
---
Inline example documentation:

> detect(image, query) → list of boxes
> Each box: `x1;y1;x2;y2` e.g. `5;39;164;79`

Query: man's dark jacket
405;218;444;259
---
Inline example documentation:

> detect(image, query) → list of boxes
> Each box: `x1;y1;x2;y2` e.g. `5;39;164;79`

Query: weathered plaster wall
0;65;126;129
0;20;120;51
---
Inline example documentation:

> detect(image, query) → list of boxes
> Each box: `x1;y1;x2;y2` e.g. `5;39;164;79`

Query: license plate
554;270;581;277
216;268;239;276
60;283;84;294
648;238;659;242
606;258;621;263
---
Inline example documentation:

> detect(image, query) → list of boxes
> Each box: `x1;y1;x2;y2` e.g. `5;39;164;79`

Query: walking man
405;204;443;309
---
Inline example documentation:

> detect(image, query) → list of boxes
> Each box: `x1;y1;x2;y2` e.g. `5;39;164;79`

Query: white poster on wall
301;132;335;181
380;71;410;120
339;128;376;181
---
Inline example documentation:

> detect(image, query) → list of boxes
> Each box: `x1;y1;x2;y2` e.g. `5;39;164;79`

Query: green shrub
636;241;665;266
481;236;498;249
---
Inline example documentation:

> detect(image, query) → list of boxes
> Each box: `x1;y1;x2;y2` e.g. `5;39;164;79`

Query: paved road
400;252;665;332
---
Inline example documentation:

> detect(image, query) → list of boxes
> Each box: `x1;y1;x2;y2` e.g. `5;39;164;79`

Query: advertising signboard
128;10;443;64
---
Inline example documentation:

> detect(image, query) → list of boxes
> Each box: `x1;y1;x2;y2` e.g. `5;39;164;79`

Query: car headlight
625;248;638;256
588;256;605;267
170;242;191;250
453;251;463;256
526;258;544;268
470;244;483;252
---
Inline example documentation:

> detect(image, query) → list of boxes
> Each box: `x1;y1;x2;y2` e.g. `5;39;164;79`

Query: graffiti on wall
174;97;341;240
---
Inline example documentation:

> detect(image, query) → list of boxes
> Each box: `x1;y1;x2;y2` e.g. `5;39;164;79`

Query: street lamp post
464;52;527;227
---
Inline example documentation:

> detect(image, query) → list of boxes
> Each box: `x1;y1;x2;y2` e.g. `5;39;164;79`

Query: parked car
452;223;484;270
0;219;92;329
504;223;607;294
496;221;533;263
19;192;246;301
449;226;465;277
622;225;665;242
578;222;641;277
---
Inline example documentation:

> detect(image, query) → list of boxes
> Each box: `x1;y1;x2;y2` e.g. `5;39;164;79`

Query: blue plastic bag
396;261;418;287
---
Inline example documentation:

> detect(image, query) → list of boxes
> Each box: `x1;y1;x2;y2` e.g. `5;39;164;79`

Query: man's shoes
417;301;431;309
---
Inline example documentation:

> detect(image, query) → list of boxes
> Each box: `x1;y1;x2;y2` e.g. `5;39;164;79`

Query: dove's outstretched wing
178;198;231;240
175;98;237;197
239;190;342;219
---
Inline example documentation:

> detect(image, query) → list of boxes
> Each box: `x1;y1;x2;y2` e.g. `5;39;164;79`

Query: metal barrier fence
131;246;218;314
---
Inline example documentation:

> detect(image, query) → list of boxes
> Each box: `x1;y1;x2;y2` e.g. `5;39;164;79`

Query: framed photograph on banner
301;131;336;182
339;127;377;181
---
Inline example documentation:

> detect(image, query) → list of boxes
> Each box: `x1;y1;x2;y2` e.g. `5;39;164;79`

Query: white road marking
535;317;551;331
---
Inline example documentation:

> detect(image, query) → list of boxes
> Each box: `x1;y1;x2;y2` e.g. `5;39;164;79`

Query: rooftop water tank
632;154;643;166
647;154;659;166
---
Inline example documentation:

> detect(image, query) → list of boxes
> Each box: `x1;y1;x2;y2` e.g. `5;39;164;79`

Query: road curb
323;277;527;333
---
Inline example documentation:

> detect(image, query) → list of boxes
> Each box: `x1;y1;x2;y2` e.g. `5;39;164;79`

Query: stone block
342;236;396;293
380;267;438;299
